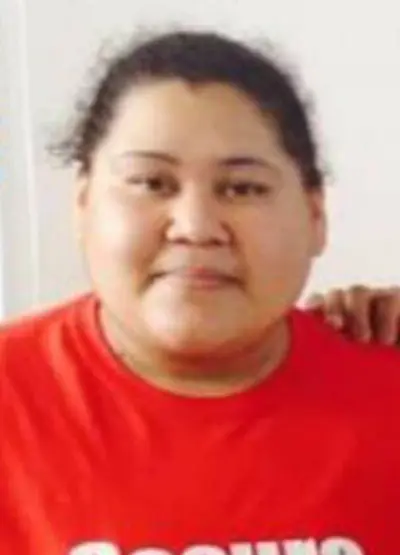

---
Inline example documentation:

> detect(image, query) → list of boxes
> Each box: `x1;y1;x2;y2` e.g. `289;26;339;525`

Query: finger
343;286;373;342
305;291;344;328
372;287;400;345
305;293;324;311
321;289;347;330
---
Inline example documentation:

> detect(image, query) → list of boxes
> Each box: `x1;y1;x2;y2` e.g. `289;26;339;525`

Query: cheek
84;196;161;274
241;208;315;291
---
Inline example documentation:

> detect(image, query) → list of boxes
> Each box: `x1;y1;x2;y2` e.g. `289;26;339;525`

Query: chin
148;319;239;357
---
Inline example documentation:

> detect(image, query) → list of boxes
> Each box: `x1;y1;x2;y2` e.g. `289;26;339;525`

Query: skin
308;286;400;345
75;79;326;397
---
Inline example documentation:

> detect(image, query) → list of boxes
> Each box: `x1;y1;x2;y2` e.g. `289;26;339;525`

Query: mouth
151;268;241;290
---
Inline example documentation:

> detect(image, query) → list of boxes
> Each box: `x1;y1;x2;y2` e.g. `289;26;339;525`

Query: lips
152;267;240;289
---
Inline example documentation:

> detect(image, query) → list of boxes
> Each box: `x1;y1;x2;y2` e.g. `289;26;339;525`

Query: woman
1;31;400;555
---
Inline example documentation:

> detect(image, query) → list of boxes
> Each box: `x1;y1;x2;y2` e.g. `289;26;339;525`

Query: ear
73;173;91;244
307;188;327;258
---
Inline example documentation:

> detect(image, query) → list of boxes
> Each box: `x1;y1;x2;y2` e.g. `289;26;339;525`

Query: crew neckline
75;294;315;418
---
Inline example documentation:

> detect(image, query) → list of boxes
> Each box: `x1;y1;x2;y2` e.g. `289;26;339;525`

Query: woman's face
76;80;326;354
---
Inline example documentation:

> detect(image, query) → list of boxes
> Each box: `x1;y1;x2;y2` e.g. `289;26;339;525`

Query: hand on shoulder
306;285;400;346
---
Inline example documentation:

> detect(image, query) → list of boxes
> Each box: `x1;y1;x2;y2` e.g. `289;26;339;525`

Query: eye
124;175;178;197
218;180;272;201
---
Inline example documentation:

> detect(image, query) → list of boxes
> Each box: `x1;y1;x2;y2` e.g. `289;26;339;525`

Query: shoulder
0;293;99;422
294;308;400;364
0;293;95;366
293;311;400;480
293;309;400;400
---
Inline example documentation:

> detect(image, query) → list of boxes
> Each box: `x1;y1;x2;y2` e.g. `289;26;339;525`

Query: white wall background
2;0;400;317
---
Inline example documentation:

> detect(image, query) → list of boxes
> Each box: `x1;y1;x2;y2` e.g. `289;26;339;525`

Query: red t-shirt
1;294;400;555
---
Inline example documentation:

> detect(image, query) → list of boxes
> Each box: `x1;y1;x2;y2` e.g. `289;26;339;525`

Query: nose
165;185;231;246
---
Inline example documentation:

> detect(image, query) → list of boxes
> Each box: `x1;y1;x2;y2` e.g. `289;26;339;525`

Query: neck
101;308;291;398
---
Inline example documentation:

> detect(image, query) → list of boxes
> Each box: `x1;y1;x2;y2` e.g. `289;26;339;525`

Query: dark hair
57;30;324;188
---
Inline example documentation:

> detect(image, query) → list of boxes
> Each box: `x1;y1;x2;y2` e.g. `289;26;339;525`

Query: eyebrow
220;156;275;170
120;150;277;170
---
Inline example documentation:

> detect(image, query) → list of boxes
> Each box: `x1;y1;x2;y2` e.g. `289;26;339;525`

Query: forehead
101;79;286;162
